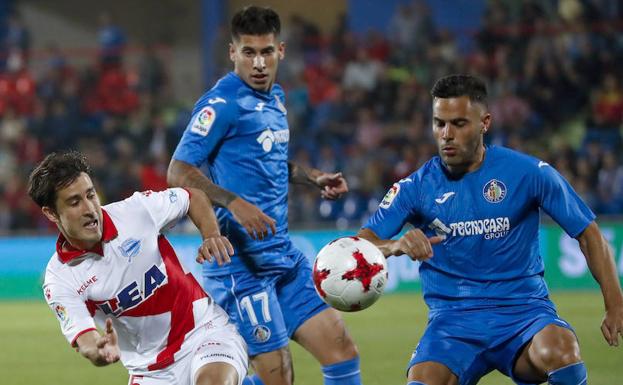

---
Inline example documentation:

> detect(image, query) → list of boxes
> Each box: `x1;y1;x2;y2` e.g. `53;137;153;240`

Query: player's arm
74;319;120;366
576;221;623;347
185;187;234;265
167;160;276;240
287;161;348;200
357;227;441;261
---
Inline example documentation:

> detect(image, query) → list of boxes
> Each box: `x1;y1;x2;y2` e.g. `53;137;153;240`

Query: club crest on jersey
483;179;507;203
191;106;216;137
380;183;400;209
253;325;271;343
119;238;141;262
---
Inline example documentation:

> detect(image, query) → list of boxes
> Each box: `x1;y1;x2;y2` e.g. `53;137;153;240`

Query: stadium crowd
1;0;623;234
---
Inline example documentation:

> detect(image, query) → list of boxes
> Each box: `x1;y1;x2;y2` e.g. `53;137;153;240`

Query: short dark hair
431;74;488;106
231;6;281;41
28;151;91;210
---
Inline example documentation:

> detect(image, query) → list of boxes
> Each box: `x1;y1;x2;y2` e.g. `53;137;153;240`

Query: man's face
230;33;285;92
43;173;103;250
432;96;491;174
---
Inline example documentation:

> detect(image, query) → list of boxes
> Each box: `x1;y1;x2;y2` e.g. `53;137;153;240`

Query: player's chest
76;235;169;313
419;175;530;237
233;97;289;154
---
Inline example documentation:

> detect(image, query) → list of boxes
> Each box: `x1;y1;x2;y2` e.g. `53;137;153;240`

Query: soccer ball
312;236;388;312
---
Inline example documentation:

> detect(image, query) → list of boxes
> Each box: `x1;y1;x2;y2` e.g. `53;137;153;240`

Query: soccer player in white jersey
359;75;623;385
28;151;248;385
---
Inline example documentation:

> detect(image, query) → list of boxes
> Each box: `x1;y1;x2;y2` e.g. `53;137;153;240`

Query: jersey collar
56;209;118;264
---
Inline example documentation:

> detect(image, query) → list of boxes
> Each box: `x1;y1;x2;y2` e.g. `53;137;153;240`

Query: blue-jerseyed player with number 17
168;6;362;385
358;74;623;385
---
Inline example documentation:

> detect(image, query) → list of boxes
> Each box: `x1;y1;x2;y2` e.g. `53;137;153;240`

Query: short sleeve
43;270;96;346
363;178;420;239
172;96;237;167
533;161;595;237
132;188;191;232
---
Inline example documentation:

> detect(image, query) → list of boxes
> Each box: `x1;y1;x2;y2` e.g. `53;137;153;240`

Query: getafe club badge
119;238;141;263
253;325;271;343
483;179;507;203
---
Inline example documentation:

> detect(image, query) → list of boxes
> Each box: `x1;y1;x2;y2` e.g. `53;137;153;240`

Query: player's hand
227;197;277;240
390;229;443;261
96;318;120;364
601;304;623;347
197;235;234;265
316;172;348;200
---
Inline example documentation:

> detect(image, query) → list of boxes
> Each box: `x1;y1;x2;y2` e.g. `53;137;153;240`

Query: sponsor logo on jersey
380;183;400;209
256;128;289;152
435;192;455;204
191;106;216;136
255;102;265;111
77;275;98;295
483;179;507;203
94;264;167;316
119;238;141;263
253;325;271;343
429;217;511;240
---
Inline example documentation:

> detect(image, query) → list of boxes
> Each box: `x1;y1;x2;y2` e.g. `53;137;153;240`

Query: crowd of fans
1;0;623;234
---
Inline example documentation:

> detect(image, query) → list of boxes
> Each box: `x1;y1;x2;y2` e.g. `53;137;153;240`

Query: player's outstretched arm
288;161;348;200
357;228;442;261
75;318;121;367
186;187;234;266
168;159;276;240
577;221;623;347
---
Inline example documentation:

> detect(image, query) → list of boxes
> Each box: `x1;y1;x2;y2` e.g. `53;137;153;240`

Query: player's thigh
190;324;248;385
513;323;580;382
204;273;290;357
250;345;295;385
292;307;358;365
408;361;459;385
407;312;490;385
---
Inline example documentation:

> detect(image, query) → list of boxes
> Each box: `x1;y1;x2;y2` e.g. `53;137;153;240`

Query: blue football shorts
203;250;329;356
407;300;575;385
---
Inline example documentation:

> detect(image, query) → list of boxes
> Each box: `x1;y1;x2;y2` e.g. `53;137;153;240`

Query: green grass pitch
1;292;620;385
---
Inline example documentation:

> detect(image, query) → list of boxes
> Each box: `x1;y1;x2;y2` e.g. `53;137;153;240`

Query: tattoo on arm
288;161;319;187
169;160;237;207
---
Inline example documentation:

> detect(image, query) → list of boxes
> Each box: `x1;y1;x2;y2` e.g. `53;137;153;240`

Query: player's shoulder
193;72;244;112
489;145;549;174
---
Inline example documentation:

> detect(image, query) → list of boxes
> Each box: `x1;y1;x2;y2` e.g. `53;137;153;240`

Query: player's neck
445;146;486;177
60;232;100;252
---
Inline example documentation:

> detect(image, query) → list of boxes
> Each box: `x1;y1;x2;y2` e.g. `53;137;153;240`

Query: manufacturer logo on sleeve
483;179;507;203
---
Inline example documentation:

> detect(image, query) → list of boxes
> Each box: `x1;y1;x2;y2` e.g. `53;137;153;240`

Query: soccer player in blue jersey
167;6;362;385
358;74;623;385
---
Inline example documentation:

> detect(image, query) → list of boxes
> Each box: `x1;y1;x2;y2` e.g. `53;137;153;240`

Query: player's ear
42;206;60;224
278;41;285;60
229;43;236;62
481;113;491;134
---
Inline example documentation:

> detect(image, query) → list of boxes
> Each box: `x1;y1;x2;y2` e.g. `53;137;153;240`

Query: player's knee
532;339;581;372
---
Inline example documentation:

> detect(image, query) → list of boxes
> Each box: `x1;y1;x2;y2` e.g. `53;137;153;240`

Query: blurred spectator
98;11;127;69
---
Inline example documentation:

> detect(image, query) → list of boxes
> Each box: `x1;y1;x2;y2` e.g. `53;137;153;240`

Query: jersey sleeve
171;97;238;167
133;188;191;232
533;161;596;237
363;178;420;239
43;269;96;347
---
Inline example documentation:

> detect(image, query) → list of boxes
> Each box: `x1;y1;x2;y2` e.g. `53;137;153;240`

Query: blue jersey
172;72;294;276
364;146;595;311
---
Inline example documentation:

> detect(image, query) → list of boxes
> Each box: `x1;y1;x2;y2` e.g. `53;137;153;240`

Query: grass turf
0;292;619;385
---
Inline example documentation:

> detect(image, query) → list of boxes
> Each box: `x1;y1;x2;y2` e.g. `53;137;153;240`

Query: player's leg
513;324;584;384
407;362;458;385
281;253;362;384
203;273;292;385
190;323;249;385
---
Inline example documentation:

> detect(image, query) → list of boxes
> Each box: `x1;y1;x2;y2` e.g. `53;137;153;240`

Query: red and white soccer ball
312;237;388;312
